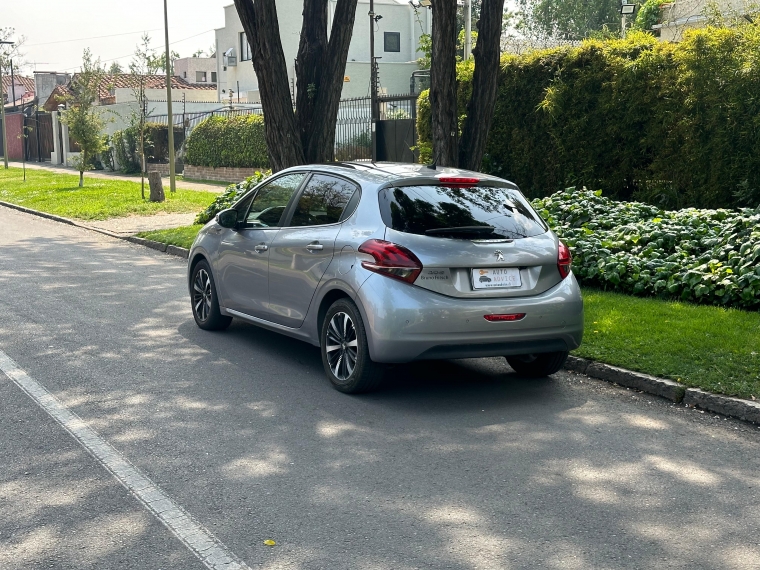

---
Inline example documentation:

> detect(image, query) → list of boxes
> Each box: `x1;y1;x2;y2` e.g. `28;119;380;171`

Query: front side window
289;175;357;227
196;71;207;82
384;32;401;53
244;173;306;227
240;32;252;61
211;72;217;82
379;186;547;240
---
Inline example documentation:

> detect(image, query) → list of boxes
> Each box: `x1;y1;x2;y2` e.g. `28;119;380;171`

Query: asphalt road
1;206;759;570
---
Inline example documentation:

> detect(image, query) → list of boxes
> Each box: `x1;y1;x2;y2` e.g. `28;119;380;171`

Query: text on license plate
472;267;522;289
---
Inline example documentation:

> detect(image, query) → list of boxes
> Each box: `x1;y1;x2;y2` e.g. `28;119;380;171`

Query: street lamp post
370;0;378;162
464;0;472;60
163;0;176;193
620;2;636;38
0;40;15;170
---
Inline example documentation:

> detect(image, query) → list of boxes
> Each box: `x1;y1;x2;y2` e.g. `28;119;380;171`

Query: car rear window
379;186;548;239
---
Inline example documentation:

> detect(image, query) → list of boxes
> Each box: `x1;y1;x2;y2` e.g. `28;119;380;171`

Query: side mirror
217;208;238;229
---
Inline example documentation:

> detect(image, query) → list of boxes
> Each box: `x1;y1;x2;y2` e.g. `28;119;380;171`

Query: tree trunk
302;0;360;162
458;0;505;171
235;0;304;171
430;0;459;167
148;171;165;202
79;170;83;187
295;0;328;153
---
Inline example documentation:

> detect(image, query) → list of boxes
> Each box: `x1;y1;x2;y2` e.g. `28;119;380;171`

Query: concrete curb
565;355;759;424
0;201;191;260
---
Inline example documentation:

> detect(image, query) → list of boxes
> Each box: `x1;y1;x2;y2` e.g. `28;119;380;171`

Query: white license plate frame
472;267;522;290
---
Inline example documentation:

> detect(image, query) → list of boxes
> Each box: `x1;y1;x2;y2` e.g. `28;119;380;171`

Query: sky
5;0;521;77
4;0;232;75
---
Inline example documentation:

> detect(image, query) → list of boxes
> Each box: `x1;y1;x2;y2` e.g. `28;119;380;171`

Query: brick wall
183;164;264;183
5;113;24;160
146;163;171;177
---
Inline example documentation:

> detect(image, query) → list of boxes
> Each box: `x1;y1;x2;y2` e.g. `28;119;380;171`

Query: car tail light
437;177;480;187
484;313;526;322
358;239;423;284
558;241;572;279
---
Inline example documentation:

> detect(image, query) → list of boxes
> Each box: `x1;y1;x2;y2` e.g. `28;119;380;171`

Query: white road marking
0;349;251;570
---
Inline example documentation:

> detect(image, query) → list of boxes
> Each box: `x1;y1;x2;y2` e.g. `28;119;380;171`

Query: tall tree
518;0;620;40
233;0;359;171
60;49;106;187
130;33;152;199
429;0;506;170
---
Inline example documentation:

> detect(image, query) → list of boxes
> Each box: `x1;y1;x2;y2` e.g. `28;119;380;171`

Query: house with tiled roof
42;73;217;111
2;75;36;108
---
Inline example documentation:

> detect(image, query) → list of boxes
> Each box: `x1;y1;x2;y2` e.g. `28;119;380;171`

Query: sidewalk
85;213;198;236
7;161;225;193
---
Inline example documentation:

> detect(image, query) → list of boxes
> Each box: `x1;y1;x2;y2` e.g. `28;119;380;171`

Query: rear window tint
379;186;547;239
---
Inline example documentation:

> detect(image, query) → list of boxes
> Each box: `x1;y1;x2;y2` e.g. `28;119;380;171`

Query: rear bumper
355;273;584;363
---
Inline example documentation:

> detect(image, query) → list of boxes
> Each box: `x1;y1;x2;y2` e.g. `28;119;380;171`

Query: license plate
472;267;521;289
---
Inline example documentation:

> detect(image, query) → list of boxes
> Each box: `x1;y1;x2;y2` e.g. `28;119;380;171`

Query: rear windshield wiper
425;226;495;236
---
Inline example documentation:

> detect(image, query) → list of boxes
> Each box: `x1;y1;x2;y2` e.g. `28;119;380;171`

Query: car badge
494;250;505;262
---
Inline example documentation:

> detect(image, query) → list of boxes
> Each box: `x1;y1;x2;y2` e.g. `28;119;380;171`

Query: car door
267;174;359;328
215;173;307;319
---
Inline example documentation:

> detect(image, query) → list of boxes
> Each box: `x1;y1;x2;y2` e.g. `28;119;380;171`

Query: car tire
320;298;384;394
190;260;232;331
506;351;569;377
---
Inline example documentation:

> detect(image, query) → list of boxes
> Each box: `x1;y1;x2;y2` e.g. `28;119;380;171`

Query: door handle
254;244;268;253
306;242;324;252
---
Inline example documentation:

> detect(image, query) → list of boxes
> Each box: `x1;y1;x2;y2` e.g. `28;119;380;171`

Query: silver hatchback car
188;163;583;393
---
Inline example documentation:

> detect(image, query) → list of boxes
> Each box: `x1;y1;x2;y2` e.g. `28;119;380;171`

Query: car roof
281;162;517;189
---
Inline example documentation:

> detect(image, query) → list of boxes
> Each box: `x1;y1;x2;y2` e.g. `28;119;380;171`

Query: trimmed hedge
185;114;269;169
534;189;760;310
418;26;760;209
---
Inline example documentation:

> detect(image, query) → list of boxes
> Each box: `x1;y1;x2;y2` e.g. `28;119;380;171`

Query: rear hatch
379;184;562;299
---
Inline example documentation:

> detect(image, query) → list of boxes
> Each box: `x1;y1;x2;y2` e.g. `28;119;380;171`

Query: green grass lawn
577;289;760;400
0;167;218;221
129;224;760;401
136;225;204;249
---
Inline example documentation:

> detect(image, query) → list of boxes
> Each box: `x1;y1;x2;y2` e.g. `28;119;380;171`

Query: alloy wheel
193;269;212;322
325;312;358;381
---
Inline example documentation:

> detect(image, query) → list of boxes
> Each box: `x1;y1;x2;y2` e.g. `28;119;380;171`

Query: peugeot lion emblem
494;250;505;262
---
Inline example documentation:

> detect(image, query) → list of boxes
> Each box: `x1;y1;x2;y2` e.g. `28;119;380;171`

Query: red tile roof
42;73;216;111
2;75;35;96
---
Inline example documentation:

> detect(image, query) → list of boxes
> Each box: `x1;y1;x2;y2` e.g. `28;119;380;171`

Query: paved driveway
1;206;759;570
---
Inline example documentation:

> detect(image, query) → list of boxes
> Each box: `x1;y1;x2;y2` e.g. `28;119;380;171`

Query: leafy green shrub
143;123;184;163
419;25;760;210
633;0;670;32
185;114;269;169
194;171;270;224
111;128;141;174
533;189;760;310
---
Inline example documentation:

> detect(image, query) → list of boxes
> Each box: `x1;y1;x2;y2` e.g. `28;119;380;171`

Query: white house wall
215;0;429;102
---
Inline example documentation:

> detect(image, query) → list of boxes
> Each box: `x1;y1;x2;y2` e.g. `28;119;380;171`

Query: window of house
196;71;207;82
183;71;187;78
240;32;252;61
384;32;401;53
211;72;217;82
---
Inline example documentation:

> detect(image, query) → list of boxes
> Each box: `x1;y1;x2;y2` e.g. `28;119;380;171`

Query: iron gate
24;112;54;162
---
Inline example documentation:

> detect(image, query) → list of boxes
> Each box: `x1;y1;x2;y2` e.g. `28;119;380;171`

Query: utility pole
369;0;378;162
464;0;472;60
0;41;14;169
163;0;176;192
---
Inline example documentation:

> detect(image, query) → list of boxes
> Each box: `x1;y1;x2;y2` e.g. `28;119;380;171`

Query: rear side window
289;174;357;227
379;186;547;239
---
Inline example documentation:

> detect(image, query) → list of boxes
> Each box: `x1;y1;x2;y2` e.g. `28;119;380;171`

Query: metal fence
147;94;419;163
148;106;263;132
335;94;419;161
